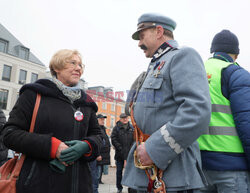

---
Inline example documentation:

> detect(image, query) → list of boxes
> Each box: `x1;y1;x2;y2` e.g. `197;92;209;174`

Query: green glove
60;140;90;163
49;159;66;174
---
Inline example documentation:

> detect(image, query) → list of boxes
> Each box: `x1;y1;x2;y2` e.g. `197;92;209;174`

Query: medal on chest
153;61;165;77
74;110;84;121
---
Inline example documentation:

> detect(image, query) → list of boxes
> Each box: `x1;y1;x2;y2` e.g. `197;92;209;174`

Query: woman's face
55;54;83;86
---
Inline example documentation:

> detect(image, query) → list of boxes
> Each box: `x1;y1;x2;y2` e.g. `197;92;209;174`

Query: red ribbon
147;178;154;193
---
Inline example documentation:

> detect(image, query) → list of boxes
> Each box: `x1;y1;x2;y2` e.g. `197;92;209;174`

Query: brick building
87;86;126;135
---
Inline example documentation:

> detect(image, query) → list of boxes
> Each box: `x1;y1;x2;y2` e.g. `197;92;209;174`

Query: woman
2;49;102;193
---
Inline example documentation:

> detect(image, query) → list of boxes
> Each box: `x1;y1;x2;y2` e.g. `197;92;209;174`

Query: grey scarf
51;76;81;103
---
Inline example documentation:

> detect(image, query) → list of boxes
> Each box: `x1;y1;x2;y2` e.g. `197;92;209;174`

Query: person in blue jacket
197;30;250;193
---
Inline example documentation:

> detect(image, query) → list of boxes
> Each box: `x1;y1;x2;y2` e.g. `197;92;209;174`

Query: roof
0;23;44;66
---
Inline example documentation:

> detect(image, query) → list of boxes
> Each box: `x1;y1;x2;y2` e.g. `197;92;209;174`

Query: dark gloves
49;159;66;174
60;140;90;164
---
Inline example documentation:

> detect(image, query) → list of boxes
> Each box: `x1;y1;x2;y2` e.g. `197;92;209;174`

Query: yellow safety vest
198;58;244;153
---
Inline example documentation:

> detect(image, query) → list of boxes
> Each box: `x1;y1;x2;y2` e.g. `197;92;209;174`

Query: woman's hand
56;142;69;166
60;140;90;164
56;142;69;158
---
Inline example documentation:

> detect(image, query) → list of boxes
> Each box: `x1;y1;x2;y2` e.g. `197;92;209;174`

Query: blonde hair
49;49;82;76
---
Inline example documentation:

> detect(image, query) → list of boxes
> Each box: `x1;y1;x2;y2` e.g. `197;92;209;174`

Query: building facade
87;86;126;135
0;23;46;116
87;86;127;167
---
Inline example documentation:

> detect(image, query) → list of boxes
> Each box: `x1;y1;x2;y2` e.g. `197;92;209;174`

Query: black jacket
0;109;7;166
2;79;102;193
111;121;134;161
97;125;111;165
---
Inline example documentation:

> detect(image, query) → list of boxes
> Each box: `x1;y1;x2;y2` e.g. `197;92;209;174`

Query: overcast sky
1;0;250;93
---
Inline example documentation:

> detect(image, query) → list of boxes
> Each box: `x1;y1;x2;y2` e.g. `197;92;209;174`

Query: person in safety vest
197;30;250;193
122;13;211;193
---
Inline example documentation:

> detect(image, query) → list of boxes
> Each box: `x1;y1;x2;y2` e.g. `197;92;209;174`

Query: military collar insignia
151;42;173;62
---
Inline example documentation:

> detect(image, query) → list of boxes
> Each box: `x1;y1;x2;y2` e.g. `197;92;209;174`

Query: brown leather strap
12;155;25;178
130;107;150;146
153;178;166;193
12;93;41;178
130;103;166;193
153;170;166;193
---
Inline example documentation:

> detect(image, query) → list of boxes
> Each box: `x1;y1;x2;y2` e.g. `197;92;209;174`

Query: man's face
98;118;105;126
138;28;158;58
120;117;128;124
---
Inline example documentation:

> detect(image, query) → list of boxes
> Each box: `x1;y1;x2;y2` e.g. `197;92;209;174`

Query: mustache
139;44;147;50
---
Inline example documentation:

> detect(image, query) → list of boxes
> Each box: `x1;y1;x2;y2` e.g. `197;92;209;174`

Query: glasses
66;60;85;70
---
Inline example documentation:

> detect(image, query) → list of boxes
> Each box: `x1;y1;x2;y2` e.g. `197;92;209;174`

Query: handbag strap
29;93;41;133
12;93;41;178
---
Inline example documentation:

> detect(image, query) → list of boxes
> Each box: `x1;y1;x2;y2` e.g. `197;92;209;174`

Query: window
19;47;29;60
102;102;107;110
111;104;115;112
121;107;125;113
2;65;12;81
31;73;38;83
19;69;27;84
0;89;8;110
0;39;8;53
110;116;115;127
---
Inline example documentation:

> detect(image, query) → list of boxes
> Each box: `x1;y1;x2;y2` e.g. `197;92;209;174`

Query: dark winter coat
0;109;7;166
2;79;102;193
97;125;111;165
111;121;134;161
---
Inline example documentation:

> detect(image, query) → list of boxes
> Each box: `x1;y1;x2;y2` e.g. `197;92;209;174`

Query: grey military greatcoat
122;40;211;192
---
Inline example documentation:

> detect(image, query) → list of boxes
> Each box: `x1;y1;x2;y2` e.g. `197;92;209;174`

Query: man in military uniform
122;13;211;193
